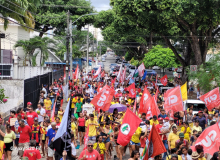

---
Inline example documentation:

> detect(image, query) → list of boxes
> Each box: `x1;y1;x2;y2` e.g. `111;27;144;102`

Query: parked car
110;63;117;68
167;67;175;71
152;66;160;70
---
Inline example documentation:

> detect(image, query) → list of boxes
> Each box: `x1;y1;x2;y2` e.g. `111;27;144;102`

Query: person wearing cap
191;151;200;160
156;117;169;160
78;140;101;160
150;115;159;126
175;133;189;150
193;110;207;131
25;106;38;127
26;102;32;111
30;117;41;147
17;119;32;158
169;118;177;133
46;122;57;160
168;126;179;151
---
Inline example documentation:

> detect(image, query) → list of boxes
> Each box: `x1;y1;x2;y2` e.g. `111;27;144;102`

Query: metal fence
24;69;64;109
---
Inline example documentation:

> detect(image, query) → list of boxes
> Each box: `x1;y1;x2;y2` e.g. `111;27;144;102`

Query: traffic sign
190;65;197;71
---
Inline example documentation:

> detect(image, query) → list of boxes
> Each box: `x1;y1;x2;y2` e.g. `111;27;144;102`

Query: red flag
164;86;183;113
91;85;115;111
127;83;136;98
153;87;159;102
101;71;105;78
117;109;142;146
152;81;156;88
200;87;220;111
93;66;101;79
146;97;160;119
133;99;137;113
120;68;126;82
160;75;168;86
191;123;220;155
111;77;116;87
83;126;89;150
51;102;56;121
74;64;79;80
139;87;152;113
142;124;166;160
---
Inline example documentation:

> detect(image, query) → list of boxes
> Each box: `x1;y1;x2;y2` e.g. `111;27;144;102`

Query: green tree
111;0;220;82
188;53;220;93
143;45;180;73
35;0;95;37
0;0;39;30
14;36;57;66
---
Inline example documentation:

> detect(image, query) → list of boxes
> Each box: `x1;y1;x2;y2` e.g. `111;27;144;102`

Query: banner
164;86;183;113
181;82;188;101
160;75;168;86
139;87;151;113
200;87;220;111
91;85;115;111
127;83;136;98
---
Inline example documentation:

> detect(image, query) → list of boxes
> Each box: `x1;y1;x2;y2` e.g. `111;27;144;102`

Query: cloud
90;0;111;12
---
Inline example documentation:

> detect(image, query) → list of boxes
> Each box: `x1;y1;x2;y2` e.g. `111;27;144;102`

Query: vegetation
0;87;8;103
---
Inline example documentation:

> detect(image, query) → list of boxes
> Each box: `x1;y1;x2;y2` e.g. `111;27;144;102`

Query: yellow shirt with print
181;126;191;141
128;99;134;105
131;127;142;143
150;119;159;126
93;142;106;154
168;132;179;149
85;119;98;137
44;99;52;110
71;98;78;109
58;111;63;122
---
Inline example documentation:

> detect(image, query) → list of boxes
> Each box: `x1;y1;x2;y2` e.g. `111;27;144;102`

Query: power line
6;0;66;19
40;4;92;8
0;15;66;38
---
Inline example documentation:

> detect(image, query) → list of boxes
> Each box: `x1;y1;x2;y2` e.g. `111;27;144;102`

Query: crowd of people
0;68;220;160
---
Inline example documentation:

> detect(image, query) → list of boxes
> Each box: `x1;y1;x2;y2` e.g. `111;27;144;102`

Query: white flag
138;63;145;77
117;64;123;81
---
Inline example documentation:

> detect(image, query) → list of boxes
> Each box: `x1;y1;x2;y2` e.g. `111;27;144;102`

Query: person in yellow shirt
180;122;191;142
44;96;52;117
85;114;99;141
130;127;142;152
93;135;107;160
150;116;159;126
111;99;119;105
71;116;78;139
166;148;182;160
57;107;64;122
168;126;179;150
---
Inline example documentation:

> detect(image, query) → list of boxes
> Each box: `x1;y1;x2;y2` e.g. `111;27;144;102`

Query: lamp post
69;13;98;79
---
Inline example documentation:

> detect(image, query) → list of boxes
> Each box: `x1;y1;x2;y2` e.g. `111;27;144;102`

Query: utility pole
70;18;73;80
66;10;70;85
100;45;101;61
86;24;89;74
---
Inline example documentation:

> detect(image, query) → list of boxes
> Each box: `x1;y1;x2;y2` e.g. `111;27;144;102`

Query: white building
81;24;103;41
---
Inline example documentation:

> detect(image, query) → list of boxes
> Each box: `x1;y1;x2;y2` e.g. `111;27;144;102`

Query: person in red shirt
23;139;41;160
16;108;25;119
7;110;16;131
155;117;169;160
25;106;38;126
17;119;32;158
55;117;61;129
78;141;101;160
30;118;41;147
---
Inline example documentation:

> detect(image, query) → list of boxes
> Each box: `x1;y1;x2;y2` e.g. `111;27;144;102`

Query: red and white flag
146;97;160;119
117;109;142;146
139;87;151;113
191;123;220;155
120;68;126;83
164;86;183;113
101;71;105;78
117;64;123;81
138;63;145;77
93;65;101;79
160;75;168;86
200;87;220;111
91;85;115;111
74;64;79;80
127;83;136;98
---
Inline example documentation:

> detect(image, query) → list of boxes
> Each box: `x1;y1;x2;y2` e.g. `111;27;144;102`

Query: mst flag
127;83;136;98
139;87;151;113
164;86;183;113
53;101;72;157
200;87;220;111
160;75;168;86
138;63;145;77
140;124;166;160
191;123;220;155
91;85;115;111
117;109;142;146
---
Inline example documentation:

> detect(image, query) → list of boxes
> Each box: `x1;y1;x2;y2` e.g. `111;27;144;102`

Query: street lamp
69;13;98;79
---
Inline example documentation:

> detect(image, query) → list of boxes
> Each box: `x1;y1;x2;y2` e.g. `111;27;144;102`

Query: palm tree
14;36;57;66
1;0;40;30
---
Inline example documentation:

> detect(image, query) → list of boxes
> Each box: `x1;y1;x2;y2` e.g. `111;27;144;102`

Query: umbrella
108;104;127;113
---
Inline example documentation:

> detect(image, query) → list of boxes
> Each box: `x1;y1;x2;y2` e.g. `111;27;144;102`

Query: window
0;64;13;77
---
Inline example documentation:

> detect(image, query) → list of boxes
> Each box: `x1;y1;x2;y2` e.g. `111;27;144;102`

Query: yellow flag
181;82;187;101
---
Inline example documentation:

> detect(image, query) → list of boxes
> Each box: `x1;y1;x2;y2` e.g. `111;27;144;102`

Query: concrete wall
0;80;24;115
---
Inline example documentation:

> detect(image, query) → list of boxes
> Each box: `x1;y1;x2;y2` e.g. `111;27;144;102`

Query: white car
102;57;106;62
177;67;183;73
152;66;160;70
183;99;206;115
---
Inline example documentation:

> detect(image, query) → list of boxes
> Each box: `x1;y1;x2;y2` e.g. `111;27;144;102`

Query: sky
90;0;111;12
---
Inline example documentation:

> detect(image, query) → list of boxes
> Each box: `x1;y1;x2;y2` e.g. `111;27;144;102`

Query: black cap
153;115;157;119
